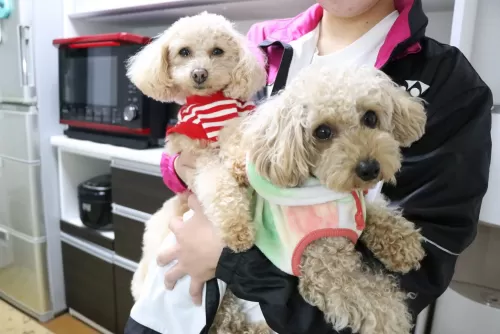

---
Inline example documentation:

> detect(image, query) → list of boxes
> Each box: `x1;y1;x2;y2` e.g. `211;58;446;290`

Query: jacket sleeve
216;48;493;333
381;57;493;316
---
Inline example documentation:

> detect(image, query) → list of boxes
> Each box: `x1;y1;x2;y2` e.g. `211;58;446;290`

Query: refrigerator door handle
17;24;36;102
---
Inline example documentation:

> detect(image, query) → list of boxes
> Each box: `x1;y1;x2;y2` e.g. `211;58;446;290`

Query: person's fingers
187;194;203;212
169;216;183;234
156;243;179;267
182;151;199;168
178;152;198;169
164;265;186;290
189;279;204;306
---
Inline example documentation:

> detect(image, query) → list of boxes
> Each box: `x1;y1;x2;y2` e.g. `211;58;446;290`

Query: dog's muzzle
355;159;380;181
191;68;208;84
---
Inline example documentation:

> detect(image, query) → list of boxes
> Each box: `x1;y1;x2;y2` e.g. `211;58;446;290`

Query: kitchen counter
50;135;163;165
50;135;164;176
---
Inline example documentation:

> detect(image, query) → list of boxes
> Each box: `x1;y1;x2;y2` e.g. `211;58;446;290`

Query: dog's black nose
191;68;208;84
355;159;380;181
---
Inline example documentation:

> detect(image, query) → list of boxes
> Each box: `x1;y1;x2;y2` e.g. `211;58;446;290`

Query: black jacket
209;1;493;333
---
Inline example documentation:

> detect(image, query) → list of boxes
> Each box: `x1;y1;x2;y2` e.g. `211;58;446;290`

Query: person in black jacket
154;0;493;333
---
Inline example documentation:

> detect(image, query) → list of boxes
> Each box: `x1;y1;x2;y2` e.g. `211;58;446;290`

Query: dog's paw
372;298;413;334
223;224;255;253
378;223;425;274
247;322;272;334
363;213;425;274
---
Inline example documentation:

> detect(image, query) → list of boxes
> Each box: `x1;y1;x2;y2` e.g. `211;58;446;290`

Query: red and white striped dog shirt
166;91;255;141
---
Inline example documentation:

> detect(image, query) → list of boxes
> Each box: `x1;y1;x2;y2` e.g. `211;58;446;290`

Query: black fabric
200;278;220;334
258;40;294;96
125;317;161;334
254;41;294;102
211;0;493;333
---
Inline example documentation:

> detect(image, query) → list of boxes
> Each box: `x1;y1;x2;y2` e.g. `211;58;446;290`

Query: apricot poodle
238;64;427;334
126;12;268;333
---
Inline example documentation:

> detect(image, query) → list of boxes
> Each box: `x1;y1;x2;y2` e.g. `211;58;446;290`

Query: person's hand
173;151;198;184
156;194;224;305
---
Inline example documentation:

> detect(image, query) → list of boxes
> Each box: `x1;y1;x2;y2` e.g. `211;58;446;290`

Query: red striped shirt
166;91;255;141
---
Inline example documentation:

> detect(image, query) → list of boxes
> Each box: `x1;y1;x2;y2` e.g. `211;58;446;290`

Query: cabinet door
61;233;117;333
113;204;150;263
114;255;137;334
111;167;174;214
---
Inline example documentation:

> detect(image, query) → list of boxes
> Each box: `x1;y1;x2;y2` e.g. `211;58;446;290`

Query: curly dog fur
126;12;269;333
239;64;427;333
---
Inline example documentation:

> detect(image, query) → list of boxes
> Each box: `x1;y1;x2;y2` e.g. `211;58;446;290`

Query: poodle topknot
243;64;427;193
126;11;266;105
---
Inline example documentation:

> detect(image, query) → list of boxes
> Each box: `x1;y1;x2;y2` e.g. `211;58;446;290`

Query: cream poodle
126;11;269;334
237;64;427;334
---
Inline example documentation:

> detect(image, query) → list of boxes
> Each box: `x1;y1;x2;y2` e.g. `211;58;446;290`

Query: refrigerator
0;0;64;321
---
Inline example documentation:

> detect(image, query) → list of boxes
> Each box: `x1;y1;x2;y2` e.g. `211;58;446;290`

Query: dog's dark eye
179;48;191;57
362;110;378;128
212;48;224;56
313;124;334;140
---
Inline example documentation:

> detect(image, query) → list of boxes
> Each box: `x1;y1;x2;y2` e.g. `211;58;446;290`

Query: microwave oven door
59;44;146;131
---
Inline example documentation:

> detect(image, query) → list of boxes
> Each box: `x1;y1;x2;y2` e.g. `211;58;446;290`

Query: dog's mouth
193;83;214;91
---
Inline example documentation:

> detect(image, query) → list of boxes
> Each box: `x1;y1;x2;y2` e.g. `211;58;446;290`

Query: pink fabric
160;153;187;194
375;0;421;68
246;0;419;84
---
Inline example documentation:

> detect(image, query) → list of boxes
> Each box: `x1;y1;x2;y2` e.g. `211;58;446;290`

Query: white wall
469;0;500;103
34;0;67;314
129;19;258;37
426;11;453;43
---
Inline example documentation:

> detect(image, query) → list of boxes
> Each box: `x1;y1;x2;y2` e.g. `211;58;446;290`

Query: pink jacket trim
247;0;420;85
160;153;187;194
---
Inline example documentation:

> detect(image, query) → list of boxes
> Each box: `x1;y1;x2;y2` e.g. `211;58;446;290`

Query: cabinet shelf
50;135;163;166
67;0;315;24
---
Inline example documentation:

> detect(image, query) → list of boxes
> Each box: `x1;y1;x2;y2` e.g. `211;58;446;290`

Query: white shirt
311;11;399;67
130;10;398;334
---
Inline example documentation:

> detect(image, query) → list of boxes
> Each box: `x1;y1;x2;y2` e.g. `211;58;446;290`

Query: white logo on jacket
404;80;430;97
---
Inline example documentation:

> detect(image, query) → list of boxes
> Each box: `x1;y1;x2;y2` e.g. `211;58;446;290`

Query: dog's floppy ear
388;85;427;147
224;37;267;101
242;94;311;187
126;31;180;103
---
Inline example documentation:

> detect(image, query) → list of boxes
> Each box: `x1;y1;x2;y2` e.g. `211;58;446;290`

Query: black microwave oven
53;33;179;149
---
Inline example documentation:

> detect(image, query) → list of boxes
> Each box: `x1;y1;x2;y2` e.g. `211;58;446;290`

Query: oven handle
17;24;36;102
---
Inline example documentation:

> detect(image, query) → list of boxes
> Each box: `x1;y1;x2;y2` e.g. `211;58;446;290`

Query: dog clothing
247;159;367;276
161;91;255;194
166;91;255;141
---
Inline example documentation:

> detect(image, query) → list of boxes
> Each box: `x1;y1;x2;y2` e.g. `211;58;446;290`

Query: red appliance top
52;32;152;48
